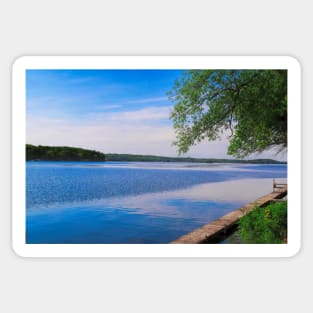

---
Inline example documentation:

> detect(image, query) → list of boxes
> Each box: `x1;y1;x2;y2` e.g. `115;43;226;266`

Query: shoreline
171;184;288;244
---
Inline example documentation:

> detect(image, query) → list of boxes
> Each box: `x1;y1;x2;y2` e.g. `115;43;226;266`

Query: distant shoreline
26;144;286;164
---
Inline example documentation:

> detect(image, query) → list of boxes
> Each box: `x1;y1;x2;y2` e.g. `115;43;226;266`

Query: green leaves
168;70;287;157
238;201;287;244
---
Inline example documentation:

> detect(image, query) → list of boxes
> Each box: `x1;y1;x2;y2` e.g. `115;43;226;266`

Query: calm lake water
26;162;287;244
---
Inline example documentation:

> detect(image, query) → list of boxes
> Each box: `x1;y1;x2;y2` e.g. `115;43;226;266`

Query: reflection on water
26;162;287;244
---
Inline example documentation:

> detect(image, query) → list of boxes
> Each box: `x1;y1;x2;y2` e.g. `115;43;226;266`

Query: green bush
239;201;287;244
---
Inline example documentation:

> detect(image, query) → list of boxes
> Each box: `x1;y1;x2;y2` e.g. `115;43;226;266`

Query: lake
26;162;287;244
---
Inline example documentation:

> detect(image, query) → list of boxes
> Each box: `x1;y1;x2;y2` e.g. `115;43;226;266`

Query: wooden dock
171;183;287;244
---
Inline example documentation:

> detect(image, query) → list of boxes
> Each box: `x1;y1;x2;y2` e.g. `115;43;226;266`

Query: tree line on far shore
26;144;285;164
26;144;106;161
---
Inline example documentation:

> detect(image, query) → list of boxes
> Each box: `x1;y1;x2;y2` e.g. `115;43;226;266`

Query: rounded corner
12;56;26;70
285;55;302;71
12;55;33;73
11;242;28;259
285;241;302;258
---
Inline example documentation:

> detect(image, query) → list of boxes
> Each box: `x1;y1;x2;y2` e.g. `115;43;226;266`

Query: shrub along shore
238;200;287;244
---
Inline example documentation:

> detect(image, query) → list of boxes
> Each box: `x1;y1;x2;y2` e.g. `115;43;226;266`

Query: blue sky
26;69;285;160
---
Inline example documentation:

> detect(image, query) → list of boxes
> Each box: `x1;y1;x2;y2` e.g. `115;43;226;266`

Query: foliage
168;70;287;158
238;201;287;244
26;144;106;161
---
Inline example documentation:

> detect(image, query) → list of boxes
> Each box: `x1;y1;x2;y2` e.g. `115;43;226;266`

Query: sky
26;69;286;160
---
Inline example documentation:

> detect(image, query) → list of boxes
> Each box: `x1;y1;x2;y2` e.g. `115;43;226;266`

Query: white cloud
86;107;170;124
126;96;169;104
27;105;228;157
93;104;123;111
89;96;170;113
96;106;171;123
26;106;286;160
27;116;174;155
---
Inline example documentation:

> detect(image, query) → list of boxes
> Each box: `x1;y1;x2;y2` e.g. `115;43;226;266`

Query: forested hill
105;153;285;164
26;144;286;164
26;144;106;161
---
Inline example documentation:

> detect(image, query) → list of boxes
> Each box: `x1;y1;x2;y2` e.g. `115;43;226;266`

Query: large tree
168;70;287;158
